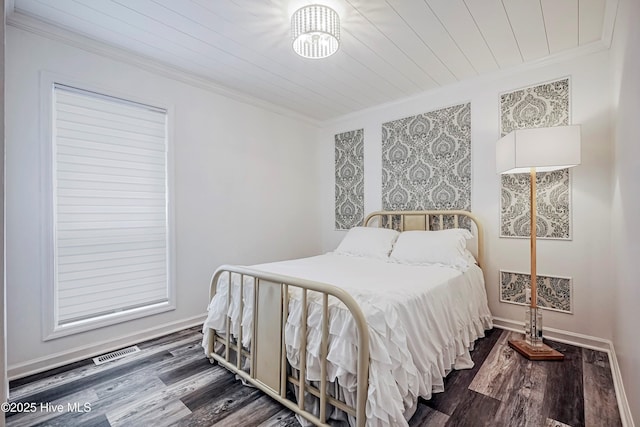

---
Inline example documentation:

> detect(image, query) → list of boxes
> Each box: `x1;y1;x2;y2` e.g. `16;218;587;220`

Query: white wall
611;0;640;422
317;50;615;341
5;27;322;374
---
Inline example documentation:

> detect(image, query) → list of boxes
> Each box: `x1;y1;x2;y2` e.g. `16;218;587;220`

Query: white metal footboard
205;265;370;427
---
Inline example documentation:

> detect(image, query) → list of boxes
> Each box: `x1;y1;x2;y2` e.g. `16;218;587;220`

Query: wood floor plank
145;345;209;380
444;390;501;427
105;364;228;426
490;361;548;427
256;408;302;427
92;369;167;402
169;338;205;358
33;413;112;427
158;357;215;386
136;327;201;350
108;398;191;427
208;394;286;426
545;419;572;427
5;388;98;427
583;348;622;427
542;340;585;427
8;358;94;389
408;403;449;427
31;372;167;427
173;381;265;426
582;347;609;369
468;331;527;401
10;351;174;406
179;370;239;412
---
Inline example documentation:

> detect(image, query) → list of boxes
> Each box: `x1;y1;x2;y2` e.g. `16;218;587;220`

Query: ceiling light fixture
291;4;340;59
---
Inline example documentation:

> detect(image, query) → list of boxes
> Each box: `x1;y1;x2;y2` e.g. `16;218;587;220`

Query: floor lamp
496;125;581;361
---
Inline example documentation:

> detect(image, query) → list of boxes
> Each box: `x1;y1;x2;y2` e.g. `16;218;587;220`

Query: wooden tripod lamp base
508;339;564;361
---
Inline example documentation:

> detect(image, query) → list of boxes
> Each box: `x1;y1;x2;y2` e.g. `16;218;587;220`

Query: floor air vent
93;346;141;365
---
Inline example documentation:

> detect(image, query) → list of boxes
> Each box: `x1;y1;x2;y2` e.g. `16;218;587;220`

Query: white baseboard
493;317;635;427
608;344;636;427
8;314;207;381
492;317;611;351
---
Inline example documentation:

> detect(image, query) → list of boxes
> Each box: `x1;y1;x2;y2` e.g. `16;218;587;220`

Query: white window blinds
53;84;170;326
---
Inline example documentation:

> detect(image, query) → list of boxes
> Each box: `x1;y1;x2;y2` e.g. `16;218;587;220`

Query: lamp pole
507;167;563;360
530;167;537;310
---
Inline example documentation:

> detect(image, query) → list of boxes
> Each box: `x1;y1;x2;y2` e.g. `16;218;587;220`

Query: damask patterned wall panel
500;78;571;239
500;270;572;313
381;103;471;221
335;129;364;229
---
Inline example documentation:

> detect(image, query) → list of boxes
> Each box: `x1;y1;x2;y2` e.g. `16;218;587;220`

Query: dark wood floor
5;327;622;427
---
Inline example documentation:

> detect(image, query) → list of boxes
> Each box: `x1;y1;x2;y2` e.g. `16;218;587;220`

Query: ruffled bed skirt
202;257;493;427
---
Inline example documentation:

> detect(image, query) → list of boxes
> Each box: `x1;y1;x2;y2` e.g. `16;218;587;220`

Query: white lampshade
291;5;340;59
496;125;581;174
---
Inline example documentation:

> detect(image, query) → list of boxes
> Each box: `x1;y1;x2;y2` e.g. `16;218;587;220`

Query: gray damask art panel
500;270;572;313
500;78;571;239
381;103;471;219
501;169;571;238
335;129;364;229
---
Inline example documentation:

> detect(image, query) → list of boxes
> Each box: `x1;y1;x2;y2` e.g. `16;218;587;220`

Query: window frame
40;72;176;341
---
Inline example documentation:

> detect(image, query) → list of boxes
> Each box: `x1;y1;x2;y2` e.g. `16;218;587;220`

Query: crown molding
6;11;320;127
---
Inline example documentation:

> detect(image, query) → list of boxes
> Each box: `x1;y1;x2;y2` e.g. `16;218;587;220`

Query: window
45;82;173;339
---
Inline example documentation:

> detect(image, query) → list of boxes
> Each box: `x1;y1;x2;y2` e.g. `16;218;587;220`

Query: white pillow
334;227;400;259
389;229;473;270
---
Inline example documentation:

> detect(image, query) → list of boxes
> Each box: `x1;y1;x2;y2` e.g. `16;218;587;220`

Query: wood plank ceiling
8;0;616;121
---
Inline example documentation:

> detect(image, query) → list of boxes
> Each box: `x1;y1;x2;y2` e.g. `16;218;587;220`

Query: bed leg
208;357;218;366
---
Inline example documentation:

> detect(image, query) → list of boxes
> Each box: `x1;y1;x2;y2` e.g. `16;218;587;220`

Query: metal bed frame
204;210;484;427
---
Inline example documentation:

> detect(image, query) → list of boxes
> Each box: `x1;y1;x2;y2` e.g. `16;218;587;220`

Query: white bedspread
203;253;492;427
